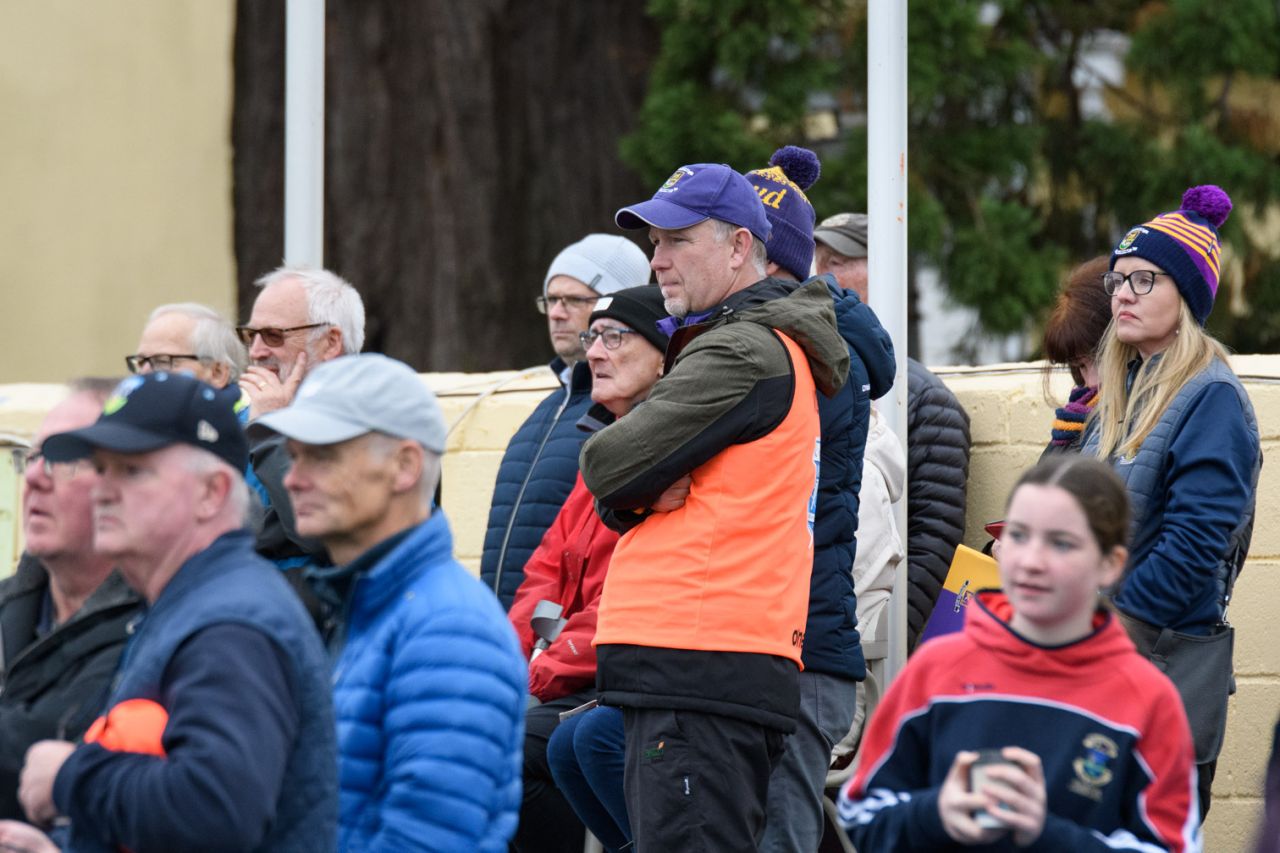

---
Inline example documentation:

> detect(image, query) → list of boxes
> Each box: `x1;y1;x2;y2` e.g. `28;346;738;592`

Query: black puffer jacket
906;358;970;650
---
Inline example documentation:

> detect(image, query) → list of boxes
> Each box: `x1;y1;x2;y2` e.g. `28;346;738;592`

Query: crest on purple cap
615;163;772;243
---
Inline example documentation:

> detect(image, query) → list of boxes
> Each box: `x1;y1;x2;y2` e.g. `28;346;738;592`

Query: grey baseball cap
814;212;868;259
256;353;446;453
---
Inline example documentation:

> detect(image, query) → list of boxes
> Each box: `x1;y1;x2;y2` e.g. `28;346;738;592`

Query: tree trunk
232;1;658;371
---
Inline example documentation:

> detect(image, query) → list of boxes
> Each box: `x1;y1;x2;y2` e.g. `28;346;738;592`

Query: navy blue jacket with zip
799;277;896;680
52;530;337;853
1082;356;1260;634
481;358;594;609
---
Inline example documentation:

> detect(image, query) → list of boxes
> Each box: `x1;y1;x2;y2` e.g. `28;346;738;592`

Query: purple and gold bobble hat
1110;185;1232;325
744;146;821;281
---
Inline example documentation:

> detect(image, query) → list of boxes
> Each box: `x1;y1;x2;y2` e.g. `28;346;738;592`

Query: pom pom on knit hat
1181;185;1232;228
1111;184;1232;325
745;146;821;281
769;146;820;191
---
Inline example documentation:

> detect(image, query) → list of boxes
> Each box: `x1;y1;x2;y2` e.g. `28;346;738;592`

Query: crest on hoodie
1069;733;1118;800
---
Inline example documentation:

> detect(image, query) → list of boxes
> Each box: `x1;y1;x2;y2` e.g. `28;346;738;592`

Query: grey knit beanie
543;234;650;298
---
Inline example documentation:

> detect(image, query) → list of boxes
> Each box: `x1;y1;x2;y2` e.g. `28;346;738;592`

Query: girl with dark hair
837;456;1198;851
1041;255;1113;454
1084;185;1261;817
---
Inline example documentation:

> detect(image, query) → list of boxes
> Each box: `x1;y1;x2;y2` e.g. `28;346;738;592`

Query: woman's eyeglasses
1101;270;1170;296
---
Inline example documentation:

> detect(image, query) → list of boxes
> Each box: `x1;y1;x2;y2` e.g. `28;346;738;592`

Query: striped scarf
1049;385;1099;448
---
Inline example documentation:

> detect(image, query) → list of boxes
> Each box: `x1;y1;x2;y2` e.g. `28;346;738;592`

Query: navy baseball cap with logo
616;163;772;244
43;372;248;472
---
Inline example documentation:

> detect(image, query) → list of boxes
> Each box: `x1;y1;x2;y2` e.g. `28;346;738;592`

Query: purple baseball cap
615;163;772;243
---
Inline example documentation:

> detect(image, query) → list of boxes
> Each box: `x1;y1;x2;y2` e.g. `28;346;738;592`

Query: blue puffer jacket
333;512;527;852
481;359;594;609
800;278;896;680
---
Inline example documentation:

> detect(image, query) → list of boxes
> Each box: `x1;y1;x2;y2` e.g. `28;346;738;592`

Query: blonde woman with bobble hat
1082;185;1262;821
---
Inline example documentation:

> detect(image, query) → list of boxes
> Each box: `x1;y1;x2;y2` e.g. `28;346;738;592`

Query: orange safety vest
594;331;820;665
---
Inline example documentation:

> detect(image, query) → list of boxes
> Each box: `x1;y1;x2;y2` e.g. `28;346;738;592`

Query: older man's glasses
1101;270;1170;297
235;323;328;347
20;450;85;480
536;295;599;314
579;328;637;351
125;353;202;374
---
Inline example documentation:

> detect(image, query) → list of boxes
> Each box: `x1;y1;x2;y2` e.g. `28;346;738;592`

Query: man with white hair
258;354;526;851
238;266;366;575
126;303;247;388
16;372;337;852
237;266;366;417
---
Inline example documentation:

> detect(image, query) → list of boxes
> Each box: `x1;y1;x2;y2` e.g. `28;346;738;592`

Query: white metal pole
284;0;326;267
867;0;910;684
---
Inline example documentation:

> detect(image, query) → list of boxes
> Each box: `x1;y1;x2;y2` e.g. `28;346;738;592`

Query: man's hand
937;751;1004;846
18;741;76;827
650;475;692;513
239;352;308;419
0;820;59;853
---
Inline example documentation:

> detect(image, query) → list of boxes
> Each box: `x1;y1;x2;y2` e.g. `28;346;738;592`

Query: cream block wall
1;355;1276;848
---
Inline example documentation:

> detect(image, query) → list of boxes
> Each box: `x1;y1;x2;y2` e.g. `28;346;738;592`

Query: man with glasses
236;266;367;588
480;234;649;610
237;266;365;419
126;303;247;390
0;379;142;820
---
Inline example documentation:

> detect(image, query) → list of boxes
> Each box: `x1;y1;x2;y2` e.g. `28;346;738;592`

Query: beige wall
0;356;1275;847
0;0;237;383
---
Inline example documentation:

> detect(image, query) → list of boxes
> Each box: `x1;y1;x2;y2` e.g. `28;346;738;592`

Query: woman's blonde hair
1092;299;1230;459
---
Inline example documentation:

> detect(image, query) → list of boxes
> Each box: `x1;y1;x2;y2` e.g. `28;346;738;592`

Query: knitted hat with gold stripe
1111;185;1232;325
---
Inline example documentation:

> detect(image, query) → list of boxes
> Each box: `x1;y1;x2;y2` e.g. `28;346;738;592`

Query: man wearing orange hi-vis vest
580;162;850;851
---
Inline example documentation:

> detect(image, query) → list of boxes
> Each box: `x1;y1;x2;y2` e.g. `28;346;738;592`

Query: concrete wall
0;0;237;383
1;355;1275;847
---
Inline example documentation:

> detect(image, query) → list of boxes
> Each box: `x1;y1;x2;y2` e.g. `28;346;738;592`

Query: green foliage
620;0;838;184
624;0;1280;351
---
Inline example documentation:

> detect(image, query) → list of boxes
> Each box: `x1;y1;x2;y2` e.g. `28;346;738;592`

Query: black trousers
511;691;596;853
623;707;786;852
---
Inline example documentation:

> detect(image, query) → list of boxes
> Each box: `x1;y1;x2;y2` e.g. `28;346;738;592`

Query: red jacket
508;472;619;702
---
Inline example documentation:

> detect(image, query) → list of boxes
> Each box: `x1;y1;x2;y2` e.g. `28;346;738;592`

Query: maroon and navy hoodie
838;591;1200;852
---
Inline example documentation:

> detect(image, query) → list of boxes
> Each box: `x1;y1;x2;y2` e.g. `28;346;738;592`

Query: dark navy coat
481;359;594;609
801;278;896;680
